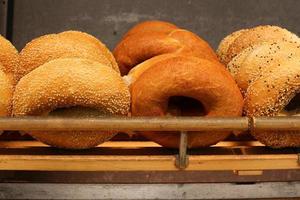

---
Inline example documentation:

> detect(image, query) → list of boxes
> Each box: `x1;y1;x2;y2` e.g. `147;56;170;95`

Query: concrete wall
10;0;300;50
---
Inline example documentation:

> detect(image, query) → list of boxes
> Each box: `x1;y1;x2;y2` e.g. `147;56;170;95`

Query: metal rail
0;116;299;170
0;116;299;132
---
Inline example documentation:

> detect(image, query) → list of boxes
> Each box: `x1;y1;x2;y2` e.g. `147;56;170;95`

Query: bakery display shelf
0;116;299;183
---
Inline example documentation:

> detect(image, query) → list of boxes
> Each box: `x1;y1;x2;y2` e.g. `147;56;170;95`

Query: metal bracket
175;131;189;169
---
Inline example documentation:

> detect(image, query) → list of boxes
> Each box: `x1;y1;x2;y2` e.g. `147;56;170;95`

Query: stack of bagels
114;21;243;148
217;25;300;147
2;31;130;149
0;21;299;149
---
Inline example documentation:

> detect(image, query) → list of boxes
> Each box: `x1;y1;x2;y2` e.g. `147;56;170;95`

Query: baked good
17;30;119;81
114;21;217;75
228;41;300;94
0;35;19;84
122;20;178;39
130;55;243;148
245;57;300;147
216;29;248;64
13;58;130;149
0;66;13;116
222;25;300;64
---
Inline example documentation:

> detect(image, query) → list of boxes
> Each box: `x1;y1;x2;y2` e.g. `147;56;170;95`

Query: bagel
0;66;13;116
224;25;300;64
114;23;217;75
216;29;248;64
17;30;119;81
13;58;130;149
124;53;183;87
228;41;300;94
245;57;300;147
0;35;19;84
131;55;243;148
122;20;178;39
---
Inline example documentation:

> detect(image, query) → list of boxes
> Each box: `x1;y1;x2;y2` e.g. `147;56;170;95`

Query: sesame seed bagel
244;57;300;147
17;30;119;81
0;35;19;84
228;41;300;94
0;66;13;116
216;29;248;64
13;58;130;149
114;22;217;75
122;20;178;39
131;56;243;148
224;25;300;64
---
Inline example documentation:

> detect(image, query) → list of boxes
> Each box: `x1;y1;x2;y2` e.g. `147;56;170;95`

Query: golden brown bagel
123;53;182;87
131;55;243;148
122;20;178;39
0;35;19;84
245;57;300;147
13;58;130;149
114;24;217;75
216;29;248;64
0;66;13;116
17;31;119;81
228;41;300;94
224;25;300;64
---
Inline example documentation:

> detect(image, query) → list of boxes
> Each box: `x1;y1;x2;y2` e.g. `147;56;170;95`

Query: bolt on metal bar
175;131;189;169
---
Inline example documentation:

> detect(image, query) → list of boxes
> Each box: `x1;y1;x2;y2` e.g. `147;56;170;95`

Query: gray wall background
9;0;300;51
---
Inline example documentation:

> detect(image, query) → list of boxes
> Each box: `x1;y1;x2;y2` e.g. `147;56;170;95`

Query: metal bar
0;0;8;36
0;117;249;132
252;117;300;131
175;131;189;169
0;116;299;132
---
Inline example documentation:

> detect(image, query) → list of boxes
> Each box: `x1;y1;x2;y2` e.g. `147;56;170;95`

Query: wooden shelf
0;141;299;172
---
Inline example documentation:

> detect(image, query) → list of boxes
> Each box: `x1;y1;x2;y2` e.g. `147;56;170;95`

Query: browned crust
13;58;130;149
114;21;217;75
245;57;300;147
0;66;13;116
17;30;119;82
131;55;243;148
122;20;178;39
0;35;19;84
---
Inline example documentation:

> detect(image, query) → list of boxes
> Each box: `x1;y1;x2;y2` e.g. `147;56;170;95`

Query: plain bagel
122;20;178;39
17;30;119;81
114;21;218;75
13;58;130;149
131;55;243;148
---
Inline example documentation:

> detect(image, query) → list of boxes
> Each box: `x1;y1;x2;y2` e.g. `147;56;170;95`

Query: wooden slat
0;154;299;171
0;141;298;171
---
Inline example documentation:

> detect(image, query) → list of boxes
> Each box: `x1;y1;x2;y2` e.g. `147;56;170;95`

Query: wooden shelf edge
0;154;299;171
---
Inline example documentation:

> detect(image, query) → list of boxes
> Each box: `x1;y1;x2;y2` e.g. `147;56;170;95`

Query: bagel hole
48;106;109;118
167;96;206;116
282;93;300;116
